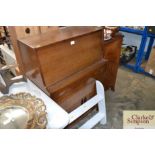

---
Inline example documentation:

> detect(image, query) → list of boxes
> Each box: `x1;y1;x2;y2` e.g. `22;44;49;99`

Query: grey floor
74;66;155;129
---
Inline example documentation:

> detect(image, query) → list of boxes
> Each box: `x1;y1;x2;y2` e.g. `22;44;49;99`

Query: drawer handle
70;40;75;46
81;97;87;105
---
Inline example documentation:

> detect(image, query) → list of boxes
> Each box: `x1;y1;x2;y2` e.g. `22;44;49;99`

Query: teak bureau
18;26;122;112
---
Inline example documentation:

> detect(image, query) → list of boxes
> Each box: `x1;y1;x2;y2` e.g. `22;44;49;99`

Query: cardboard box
145;47;155;75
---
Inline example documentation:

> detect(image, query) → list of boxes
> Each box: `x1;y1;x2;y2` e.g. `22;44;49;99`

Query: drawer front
38;31;103;87
47;60;106;112
51;79;96;112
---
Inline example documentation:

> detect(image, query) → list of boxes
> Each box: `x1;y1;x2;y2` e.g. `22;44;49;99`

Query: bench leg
96;81;107;125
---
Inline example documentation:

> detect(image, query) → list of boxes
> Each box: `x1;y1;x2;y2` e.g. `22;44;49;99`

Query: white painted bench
0;77;107;129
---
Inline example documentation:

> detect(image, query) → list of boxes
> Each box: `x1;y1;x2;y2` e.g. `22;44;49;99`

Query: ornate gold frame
0;93;47;129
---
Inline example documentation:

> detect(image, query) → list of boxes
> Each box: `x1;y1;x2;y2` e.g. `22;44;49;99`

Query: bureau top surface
18;26;103;49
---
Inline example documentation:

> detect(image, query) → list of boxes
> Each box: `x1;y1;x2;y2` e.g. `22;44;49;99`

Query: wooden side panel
37;31;103;87
18;42;49;95
103;34;122;63
102;33;123;90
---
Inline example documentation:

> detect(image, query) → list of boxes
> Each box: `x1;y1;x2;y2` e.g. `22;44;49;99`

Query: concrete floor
95;66;155;129
73;66;155;129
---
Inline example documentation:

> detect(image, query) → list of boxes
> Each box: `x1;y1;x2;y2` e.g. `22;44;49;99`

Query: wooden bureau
18;26;122;113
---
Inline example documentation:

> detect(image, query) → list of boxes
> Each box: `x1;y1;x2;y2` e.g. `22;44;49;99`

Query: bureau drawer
38;31;103;87
47;60;106;112
50;79;96;112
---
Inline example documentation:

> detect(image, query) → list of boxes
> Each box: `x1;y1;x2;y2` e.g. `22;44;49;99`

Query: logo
123;111;155;129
